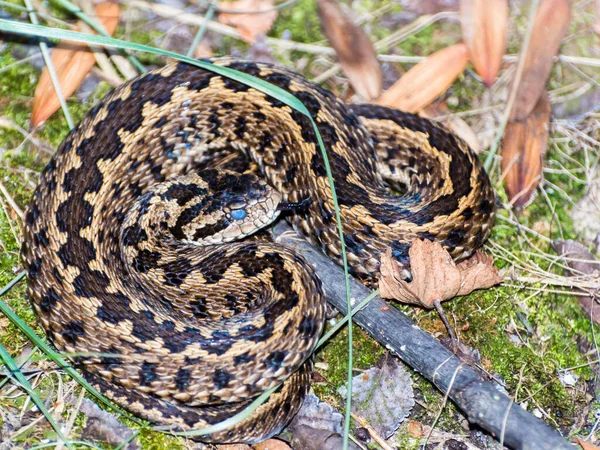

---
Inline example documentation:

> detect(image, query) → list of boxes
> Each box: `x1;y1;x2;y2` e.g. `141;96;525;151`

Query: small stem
433;299;457;351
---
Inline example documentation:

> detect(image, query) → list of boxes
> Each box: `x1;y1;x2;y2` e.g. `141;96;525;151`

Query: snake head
128;169;283;246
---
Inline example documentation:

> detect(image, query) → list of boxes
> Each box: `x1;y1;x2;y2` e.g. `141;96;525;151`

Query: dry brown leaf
594;0;600;35
406;421;424;438
456;250;504;295
377;43;469;113
317;0;381;100
290;424;361;450
379;239;502;306
509;0;571;122
217;0;277;43
31;2;120;128
552;240;600;326
573;438;600;450
460;0;508;87
501;91;551;208
252;439;292;450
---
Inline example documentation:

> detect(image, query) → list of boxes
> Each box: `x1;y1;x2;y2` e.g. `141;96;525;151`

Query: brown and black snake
20;59;495;443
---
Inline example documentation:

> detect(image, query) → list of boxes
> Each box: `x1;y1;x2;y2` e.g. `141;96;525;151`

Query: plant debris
379;239;503;307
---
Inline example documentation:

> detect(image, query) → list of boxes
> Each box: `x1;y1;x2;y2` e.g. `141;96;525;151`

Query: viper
20;59;495;443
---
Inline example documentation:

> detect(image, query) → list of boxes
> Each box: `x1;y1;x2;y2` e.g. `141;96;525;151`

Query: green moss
136;429;186;450
270;0;323;44
314;325;386;401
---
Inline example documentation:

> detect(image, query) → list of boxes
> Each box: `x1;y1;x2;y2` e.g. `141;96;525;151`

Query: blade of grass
0;20;355;444
186;0;217;58
483;0;541;172
0;273;145;426
0;342;74;449
159;384;281;437
315;290;379;351
23;0;74;130
48;0;145;73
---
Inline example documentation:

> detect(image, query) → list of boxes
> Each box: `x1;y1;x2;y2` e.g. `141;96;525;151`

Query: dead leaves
377;44;469;113
317;0;381;100
508;0;571;122
552;239;600;326
31;2;120;128
501;0;571;208
501;92;551;208
218;0;278;43
218;440;291;450
379;239;502;307
460;0;508;87
574;439;600;450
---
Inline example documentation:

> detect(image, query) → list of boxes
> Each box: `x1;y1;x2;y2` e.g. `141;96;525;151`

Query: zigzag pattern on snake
20;59;495;443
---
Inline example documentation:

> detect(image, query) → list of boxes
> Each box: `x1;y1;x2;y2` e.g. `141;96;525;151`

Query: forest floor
1;0;600;449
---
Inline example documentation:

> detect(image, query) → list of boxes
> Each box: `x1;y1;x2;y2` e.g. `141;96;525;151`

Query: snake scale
20;59;495;443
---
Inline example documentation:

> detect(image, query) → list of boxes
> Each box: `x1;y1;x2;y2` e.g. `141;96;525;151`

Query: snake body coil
20;60;495;443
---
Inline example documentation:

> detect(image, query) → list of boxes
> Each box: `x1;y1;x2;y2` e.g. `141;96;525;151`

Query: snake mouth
276;197;313;212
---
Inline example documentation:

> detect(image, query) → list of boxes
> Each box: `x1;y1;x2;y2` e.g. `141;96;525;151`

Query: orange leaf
594;0;600;35
217;0;277;43
501;91;551;208
31;2;120;128
379;239;502;307
509;0;571;122
253;439;292;450
573;438;600;450
317;0;381;100
460;0;508;87
377;43;469;113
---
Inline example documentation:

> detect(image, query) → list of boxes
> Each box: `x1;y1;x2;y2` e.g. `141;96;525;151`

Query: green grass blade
160;384;280;437
0;342;74;449
0;19;356;442
48;0;145;73
22;0;74;129
0;273;145;426
0;19;309;117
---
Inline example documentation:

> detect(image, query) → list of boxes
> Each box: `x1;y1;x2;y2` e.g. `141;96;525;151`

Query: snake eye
230;209;247;220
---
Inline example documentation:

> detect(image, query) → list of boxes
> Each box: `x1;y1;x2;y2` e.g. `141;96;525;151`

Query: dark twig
273;222;576;450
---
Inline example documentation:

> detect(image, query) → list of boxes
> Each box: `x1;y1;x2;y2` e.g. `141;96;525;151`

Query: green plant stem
0;20;355;442
186;0;217;58
24;0;75;129
49;0;145;73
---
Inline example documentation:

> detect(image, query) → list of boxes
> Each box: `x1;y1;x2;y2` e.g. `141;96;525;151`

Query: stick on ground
272;222;576;450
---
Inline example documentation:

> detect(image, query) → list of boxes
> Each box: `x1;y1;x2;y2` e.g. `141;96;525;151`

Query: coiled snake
20;59;495;443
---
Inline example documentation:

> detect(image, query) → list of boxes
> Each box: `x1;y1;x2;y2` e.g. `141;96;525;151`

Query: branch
272;222;575;450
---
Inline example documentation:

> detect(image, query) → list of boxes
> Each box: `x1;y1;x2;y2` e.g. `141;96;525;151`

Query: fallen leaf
573;438;600;450
460;0;508;87
377;43;469;113
253;439;291;450
509;0;571;122
290;425;361;450
594;0;600;35
286;393;344;436
406;421;424;438
379;239;502;306
501;91;551;208
398;0;459;15
551;240;600;326
317;0;381;100
217;0;277;43
31;2;120;127
337;359;414;439
78;398;138;450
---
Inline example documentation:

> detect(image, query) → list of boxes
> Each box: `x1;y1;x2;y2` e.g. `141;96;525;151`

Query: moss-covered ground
1;0;599;448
